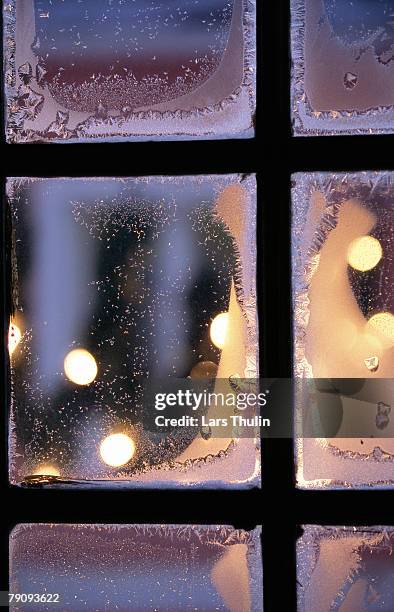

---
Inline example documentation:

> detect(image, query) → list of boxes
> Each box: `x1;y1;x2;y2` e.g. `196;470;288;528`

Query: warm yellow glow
347;235;382;272
190;360;218;378
367;312;394;344
100;433;136;467
31;464;60;477
210;312;229;349
64;349;98;385
352;332;382;361
8;322;22;355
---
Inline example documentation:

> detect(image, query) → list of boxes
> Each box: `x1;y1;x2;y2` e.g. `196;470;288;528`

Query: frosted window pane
291;0;394;135
298;525;394;611
10;524;263;611
7;175;259;489
4;0;256;143
292;172;394;488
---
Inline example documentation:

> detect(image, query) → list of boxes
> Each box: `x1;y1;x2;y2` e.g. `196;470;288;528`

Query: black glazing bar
261;0;296;608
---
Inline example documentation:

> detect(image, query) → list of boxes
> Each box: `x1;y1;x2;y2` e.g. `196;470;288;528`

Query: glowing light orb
190;361;218;379
64;349;98;385
210;312;229;349
347;235;382;272
99;433;136;468
8;322;22;355
367;312;394;344
31;464;60;477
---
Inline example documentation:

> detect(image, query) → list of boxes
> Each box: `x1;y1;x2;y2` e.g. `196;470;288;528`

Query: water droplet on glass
364;355;379;372
200;424;212;440
344;72;358;90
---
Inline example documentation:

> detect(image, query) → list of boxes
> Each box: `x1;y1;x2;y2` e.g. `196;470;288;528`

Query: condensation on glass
10;524;263;611
3;0;256;143
7;175;259;488
292;172;394;488
297;525;394;611
291;0;394;135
